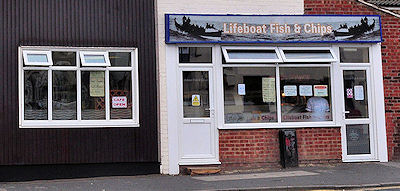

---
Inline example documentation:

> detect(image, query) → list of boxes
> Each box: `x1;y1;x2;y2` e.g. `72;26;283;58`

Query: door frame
177;66;219;165
339;66;377;161
334;44;388;163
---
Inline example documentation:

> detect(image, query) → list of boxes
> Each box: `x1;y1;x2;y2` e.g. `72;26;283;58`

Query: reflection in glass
183;71;210;118
283;50;333;60
109;52;131;67
84;55;106;63
340;47;369;63
280;67;332;122
27;54;48;62
53;71;77;120
347;124;370;154
224;67;277;123
24;70;48;120
52;52;76;66
110;71;132;119
179;47;212;63
81;71;105;120
343;70;368;118
226;50;278;60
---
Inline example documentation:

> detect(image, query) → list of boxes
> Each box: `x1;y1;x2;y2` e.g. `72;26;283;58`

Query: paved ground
1;162;400;191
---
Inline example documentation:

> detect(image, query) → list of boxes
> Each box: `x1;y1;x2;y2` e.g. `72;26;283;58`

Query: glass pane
84;55;106;63
343;70;369;118
52;52;76;66
27;54;48;62
347;124;370;155
109;52;131;67
81;71;105;120
280;67;332;122
227;50;278;60
183;71;210;118
340;47;369;63
224;67;277;123
179;47;212;63
110;71;132;119
53;71;77;120
24;70;48;120
283;50;333;60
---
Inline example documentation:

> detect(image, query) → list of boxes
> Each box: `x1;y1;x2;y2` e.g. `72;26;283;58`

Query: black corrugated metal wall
0;0;158;165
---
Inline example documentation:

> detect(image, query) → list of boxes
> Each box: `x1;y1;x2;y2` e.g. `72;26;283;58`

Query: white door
341;68;377;161
178;67;219;165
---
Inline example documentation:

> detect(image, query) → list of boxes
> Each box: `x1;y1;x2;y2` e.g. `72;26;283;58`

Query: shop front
165;14;388;174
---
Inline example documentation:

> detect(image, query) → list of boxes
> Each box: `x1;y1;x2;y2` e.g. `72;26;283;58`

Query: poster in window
238;84;246;95
284;85;297;96
192;94;200;106
299;85;313;96
262;77;276;102
346;88;353;98
313;85;328;97
89;71;105;97
112;96;128;108
354;85;364;100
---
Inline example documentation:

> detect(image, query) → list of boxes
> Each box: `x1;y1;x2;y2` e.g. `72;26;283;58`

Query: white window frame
218;46;338;129
18;46;139;128
79;51;111;67
22;50;53;66
278;47;337;63
221;46;283;63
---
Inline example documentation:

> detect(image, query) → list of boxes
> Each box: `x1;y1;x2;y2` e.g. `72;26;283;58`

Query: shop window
79;51;111;67
20;48;139;128
179;47;212;63
280;67;332;122
221;46;335;125
279;48;336;62
224;67;277;123
23;51;53;66
340;47;369;63
222;47;282;63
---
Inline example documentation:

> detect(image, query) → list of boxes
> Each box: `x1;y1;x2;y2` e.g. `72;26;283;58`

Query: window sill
20;120;140;128
219;121;341;130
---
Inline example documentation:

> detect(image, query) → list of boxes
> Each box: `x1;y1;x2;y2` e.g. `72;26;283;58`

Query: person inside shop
306;96;330;121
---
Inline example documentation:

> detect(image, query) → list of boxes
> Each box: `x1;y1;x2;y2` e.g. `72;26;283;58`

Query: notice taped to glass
166;14;382;43
89;71;105;97
262;77;276;102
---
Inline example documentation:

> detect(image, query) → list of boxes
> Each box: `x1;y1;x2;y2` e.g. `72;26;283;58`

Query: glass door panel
182;71;210;118
343;70;369;119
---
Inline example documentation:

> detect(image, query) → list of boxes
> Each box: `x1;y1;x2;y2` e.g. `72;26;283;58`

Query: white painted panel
182;123;213;157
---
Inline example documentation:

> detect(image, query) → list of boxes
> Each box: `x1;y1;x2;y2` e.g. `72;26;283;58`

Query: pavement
1;162;400;191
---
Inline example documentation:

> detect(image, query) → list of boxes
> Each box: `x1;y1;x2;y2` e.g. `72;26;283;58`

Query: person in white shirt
306;97;330;121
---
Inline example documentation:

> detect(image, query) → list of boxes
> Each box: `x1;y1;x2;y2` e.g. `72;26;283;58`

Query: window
222;47;282;63
280;67;332;122
224;67;277;123
279;47;336;62
80;51;111;67
339;47;369;63
19;47;139;128
222;46;334;125
23;51;53;66
179;47;212;63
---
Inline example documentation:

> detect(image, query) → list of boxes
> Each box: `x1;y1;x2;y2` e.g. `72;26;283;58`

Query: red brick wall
219;128;341;170
304;0;400;161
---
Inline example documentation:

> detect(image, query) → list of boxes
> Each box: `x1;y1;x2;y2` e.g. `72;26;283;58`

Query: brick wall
304;0;400;161
219;128;341;170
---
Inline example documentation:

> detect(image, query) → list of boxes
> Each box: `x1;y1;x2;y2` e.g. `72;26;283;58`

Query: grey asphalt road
1;162;400;191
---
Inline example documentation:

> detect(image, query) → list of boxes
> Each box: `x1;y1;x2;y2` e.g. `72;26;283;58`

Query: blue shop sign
165;14;382;44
